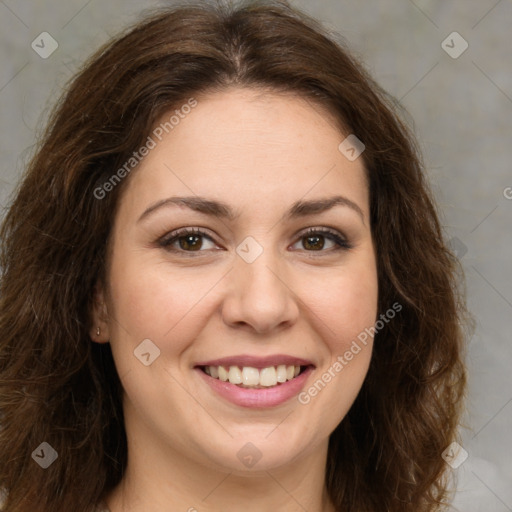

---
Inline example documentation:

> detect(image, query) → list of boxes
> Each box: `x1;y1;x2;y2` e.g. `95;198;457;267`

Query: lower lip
195;367;314;408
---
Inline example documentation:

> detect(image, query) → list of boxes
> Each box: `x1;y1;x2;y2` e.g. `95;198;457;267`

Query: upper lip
195;354;315;369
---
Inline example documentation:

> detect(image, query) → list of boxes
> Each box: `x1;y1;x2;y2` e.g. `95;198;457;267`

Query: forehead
119;87;369;220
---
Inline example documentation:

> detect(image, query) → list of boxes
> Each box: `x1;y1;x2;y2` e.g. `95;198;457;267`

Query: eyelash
157;226;353;256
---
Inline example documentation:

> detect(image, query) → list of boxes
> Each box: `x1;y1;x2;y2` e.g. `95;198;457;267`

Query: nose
221;246;299;335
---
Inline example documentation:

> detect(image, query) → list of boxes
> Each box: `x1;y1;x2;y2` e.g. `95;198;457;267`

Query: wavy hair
0;1;470;510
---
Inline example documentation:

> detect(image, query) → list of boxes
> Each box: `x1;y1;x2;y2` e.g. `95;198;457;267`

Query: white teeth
218;366;229;382
228;366;242;384
242;367;260;386
260;366;277;387
204;364;303;387
276;365;287;383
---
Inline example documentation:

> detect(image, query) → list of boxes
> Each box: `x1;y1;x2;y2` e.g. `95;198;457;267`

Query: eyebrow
137;194;365;224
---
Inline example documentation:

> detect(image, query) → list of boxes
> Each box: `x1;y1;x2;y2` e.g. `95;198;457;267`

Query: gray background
0;0;511;510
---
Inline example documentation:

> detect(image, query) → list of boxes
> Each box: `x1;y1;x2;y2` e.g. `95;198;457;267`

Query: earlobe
89;281;110;343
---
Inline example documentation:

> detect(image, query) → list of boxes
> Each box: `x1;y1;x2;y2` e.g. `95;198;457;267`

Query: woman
0;1;470;511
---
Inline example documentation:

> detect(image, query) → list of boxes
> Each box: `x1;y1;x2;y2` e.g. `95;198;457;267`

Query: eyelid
293;226;352;252
157;227;218;251
157;225;352;255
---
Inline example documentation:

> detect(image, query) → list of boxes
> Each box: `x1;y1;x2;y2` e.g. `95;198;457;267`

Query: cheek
107;253;221;349
107;237;378;359
295;261;378;434
301;260;378;353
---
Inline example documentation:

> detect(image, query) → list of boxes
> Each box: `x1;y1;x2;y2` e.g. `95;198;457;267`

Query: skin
90;87;379;512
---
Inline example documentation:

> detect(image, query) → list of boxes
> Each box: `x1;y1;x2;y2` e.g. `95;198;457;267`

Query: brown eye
159;228;217;254
293;228;352;253
158;226;352;257
177;234;203;251
302;233;326;251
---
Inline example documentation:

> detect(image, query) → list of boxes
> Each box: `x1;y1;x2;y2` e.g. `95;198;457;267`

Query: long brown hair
0;1;470;510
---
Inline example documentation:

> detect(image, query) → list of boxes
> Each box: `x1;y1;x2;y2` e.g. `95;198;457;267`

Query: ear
89;280;111;343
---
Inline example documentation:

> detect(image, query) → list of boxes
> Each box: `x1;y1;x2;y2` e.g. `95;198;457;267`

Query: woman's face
93;87;378;473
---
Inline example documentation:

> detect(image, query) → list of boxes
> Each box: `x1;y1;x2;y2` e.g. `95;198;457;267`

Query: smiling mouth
199;364;309;388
